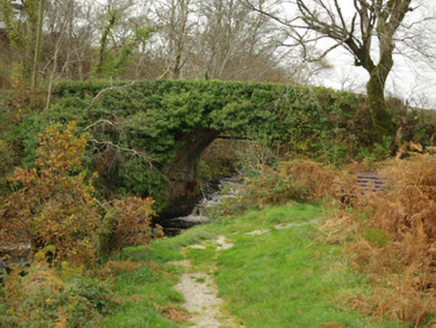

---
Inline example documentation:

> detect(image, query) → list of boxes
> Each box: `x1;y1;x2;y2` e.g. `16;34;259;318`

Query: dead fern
323;154;436;325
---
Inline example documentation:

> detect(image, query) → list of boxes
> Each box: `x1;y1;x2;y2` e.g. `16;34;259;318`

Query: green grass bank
107;203;406;327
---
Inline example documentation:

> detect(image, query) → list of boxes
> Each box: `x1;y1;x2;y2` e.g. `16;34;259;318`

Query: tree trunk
96;14;117;75
173;51;182;79
31;0;45;90
366;69;394;138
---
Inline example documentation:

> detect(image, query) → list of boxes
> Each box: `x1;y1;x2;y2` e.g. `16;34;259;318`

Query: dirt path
173;220;321;326
173;236;242;328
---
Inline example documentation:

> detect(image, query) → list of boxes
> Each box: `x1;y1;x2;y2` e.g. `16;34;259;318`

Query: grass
105;202;408;327
104;245;184;328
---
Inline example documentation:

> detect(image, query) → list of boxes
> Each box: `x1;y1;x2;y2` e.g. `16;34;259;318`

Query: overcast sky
280;0;436;109
320;44;436;109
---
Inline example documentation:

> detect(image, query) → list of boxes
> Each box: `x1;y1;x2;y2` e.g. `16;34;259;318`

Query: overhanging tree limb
243;0;433;136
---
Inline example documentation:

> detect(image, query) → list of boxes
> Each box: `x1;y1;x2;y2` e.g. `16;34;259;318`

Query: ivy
19;79;433;209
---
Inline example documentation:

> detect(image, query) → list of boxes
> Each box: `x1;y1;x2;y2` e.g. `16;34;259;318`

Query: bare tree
43;0;75;109
245;0;436;133
146;0;302;82
0;0;332;89
152;0;196;78
192;0;291;81
40;0;101;103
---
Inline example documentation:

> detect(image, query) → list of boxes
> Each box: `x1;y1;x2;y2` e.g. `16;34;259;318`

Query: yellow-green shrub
0;122;103;265
104;196;155;255
0;265;118;327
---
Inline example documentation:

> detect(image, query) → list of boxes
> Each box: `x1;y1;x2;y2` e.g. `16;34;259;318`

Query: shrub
0;122;156;326
0;122;104;265
0;265;118;327
276;160;339;199
323;154;436;325
104;196;155;255
214;159;338;216
1;120;158;265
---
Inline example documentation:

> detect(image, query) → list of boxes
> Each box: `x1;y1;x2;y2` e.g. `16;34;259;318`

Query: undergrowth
0;263;118;327
323;154;436;325
0;122;159;326
213;159;338;217
211;155;436;326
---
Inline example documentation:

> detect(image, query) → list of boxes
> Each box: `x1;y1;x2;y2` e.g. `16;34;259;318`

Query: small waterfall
162;176;240;235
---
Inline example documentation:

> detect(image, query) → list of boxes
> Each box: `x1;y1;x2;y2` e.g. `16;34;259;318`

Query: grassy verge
210;206;406;327
106;203;407;327
103;244;185;327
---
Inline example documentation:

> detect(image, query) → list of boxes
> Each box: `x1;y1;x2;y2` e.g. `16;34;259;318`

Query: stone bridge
50;79;369;218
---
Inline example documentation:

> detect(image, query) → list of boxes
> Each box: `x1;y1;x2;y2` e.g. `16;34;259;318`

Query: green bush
103;196;155;255
0;265;118;327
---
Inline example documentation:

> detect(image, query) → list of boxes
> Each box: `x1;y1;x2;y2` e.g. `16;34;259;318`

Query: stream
160;176;240;236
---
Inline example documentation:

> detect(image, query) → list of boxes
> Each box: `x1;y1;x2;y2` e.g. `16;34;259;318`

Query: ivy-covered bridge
25;79;404;219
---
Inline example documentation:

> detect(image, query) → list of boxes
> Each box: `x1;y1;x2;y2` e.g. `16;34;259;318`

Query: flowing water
161;176;240;236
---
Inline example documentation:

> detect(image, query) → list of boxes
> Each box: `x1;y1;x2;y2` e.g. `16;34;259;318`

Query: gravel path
173;237;241;327
274;219;319;230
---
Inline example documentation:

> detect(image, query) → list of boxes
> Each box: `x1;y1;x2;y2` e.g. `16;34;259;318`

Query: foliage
323;154;436;325
1;120;158;264
0;122;104;265
19;79;433;213
0;118;162;327
214;159;338;217
94;27;153;78
0;264;118;327
104;196;155;255
0;0;41;87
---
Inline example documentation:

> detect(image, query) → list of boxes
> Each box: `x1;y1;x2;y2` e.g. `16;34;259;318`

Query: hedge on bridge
19;79;431;213
50;79;372;159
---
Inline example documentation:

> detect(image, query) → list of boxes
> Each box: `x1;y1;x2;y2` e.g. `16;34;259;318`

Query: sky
281;0;436;109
